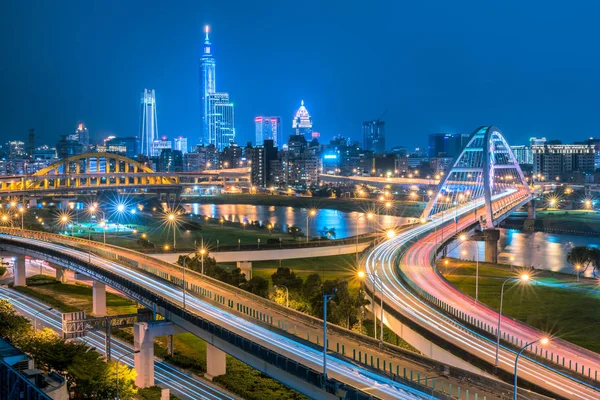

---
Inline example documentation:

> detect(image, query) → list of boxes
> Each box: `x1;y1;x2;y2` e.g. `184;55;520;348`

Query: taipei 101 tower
200;25;216;145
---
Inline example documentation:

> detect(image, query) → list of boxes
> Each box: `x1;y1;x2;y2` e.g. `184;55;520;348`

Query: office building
150;138;172;157
157;149;183;172
428;133;470;158
292;100;312;138
219;143;243;169
251;140;278;187
200;25;216;145
56;135;83;159
8;141;25;158
104;137;140;159
255;116;281;148
207;92;235;151
363;120;385;153
174;137;188;154
140;89;159;156
75;123;90;150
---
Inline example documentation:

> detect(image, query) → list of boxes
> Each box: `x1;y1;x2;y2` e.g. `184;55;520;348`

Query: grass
439;258;600;353
136;386;179;400
18;280;308;400
15;278;138;316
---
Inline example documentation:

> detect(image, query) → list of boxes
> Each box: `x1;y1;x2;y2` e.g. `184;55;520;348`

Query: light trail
1;234;435;400
365;192;600;399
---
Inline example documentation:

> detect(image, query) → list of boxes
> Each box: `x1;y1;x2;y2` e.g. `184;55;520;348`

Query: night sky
1;0;600;150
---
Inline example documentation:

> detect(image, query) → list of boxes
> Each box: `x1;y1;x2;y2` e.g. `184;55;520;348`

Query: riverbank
184;194;423;217
503;210;600;235
438;258;600;353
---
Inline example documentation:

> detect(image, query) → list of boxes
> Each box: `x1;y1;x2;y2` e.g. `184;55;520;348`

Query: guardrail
2;226;530;399
0;237;374;400
385;205;599;392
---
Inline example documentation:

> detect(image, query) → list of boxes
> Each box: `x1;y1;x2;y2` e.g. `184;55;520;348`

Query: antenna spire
204;25;210;42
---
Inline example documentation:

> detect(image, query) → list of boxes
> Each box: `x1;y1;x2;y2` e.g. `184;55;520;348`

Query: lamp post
116;350;140;400
19;207;25;230
575;264;581;282
322;289;336;387
355;212;374;267
495;274;531;368
306;209;317;243
460;234;479;301
33;307;53;332
514;338;549;399
274;285;289;307
167;213;177;250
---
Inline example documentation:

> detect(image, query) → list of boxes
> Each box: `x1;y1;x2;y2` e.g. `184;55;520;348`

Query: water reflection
448;229;598;277
182;203;408;238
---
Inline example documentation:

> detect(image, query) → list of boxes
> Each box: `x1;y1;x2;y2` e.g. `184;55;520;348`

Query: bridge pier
14;255;26;287
236;261;252;279
55;266;68;283
205;343;226;381
28;197;38;208
134;321;185;388
483;229;500;264
92;280;106;317
527;199;536;220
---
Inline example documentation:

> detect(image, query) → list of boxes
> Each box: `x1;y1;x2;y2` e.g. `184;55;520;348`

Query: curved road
1;234;434;400
365;198;600;399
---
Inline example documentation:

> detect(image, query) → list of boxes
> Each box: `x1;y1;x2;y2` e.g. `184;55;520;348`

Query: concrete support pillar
55;266;67;283
134;323;155;388
14;255;26;287
92;280;106;316
484;229;500;264
205;343;226;380
236;261;252;279
167;335;174;356
28;197;38;208
527;199;536;220
134;322;185;388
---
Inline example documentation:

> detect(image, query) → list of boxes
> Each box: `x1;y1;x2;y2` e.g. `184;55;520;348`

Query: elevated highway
0;228;544;400
365;126;600;399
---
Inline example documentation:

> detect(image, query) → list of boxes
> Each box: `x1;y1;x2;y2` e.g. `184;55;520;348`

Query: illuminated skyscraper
207;93;235;151
292;100;312;138
255;116;281;147
363;120;386;153
75;123;90;149
200;25;216;144
139;89;159;157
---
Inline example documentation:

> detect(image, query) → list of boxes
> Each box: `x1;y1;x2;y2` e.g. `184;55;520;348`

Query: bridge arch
422;126;531;229
33;152;155;176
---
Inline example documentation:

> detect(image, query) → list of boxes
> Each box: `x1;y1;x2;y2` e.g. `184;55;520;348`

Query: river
448;229;599;278
178;203;410;239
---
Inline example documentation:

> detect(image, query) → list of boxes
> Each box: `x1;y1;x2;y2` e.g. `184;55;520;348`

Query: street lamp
355;212;374;266
116;350;140;400
199;248;206;274
357;265;384;343
166;213;178;250
460;234;479;301
495;274;531;368
33;306;53;332
514;338;549;399
322;289;337;387
386;229;396;239
306;209;317;243
273;285;289;307
575;264;581;282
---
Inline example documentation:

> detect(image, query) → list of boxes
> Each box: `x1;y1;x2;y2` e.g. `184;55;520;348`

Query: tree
288;226;303;239
567;246;595;273
302;273;322;301
105;361;137;400
271;267;303;292
0;300;30;343
243;276;269;298
68;348;110;399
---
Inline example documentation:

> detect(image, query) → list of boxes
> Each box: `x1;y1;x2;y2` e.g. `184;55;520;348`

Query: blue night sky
1;0;600;150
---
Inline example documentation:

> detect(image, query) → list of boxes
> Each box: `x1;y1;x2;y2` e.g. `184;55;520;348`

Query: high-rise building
207;93;235;151
140;89;159;156
362;120;386;153
157;149;183;172
200;25;216;145
510;145;533;165
292;100;312;138
103;137;140;159
428;133;469;158
150;138;172;157
251;140;278;187
533;143;595;177
8;141;25;158
75;123;90;149
255;116;281;148
174;137;188;154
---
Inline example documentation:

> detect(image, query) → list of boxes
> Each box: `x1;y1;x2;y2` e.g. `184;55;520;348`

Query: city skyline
3;1;600;149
